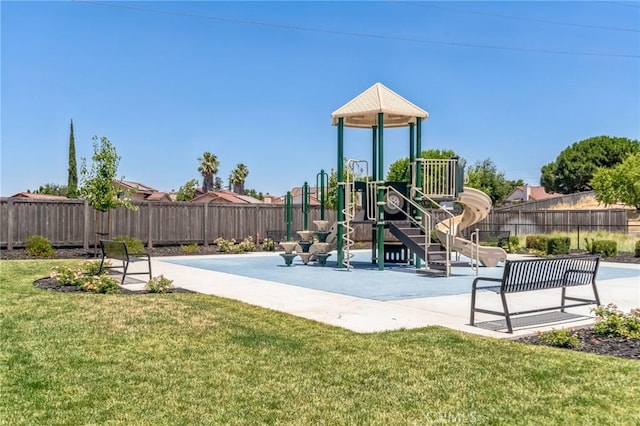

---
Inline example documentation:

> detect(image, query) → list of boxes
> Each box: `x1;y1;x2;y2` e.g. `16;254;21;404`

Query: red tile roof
10;192;68;200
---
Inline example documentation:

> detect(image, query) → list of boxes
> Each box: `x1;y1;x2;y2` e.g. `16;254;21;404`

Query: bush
525;235;547;252
635;240;640;257
146;275;174;293
51;263;118;293
113;235;145;255
181;243;200;255
238;236;256;252
508;235;520;250
81;275;119;294
546;237;570;255
590;240;617;258
593;304;640;339
25;235;56;258
537;328;582;349
261;238;277;252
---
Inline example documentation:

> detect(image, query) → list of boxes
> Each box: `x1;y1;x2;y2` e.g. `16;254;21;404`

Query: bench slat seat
98;240;152;285
471;255;600;333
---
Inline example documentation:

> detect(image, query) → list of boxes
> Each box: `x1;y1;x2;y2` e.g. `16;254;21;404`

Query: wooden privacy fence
0;198;629;250
0;198;336;250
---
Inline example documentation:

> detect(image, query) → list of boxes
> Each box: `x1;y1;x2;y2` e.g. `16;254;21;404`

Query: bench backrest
501;255;600;293
100;240;129;261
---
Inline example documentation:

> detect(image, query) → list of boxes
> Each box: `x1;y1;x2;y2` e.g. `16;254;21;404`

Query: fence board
0;198;630;249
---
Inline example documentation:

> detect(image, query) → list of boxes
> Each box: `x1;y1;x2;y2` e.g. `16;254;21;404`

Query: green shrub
546;237;570;255
508;235;520;250
146;275;174;293
635;240;640;257
238;236;256;252
181;243;200;255
214;237;237;253
25;235;56;258
80;275;119;294
537;328;582;349
261;238;277;252
113;236;145;255
590;240;617;258
592;304;640;339
51;265;85;286
525;235;547;252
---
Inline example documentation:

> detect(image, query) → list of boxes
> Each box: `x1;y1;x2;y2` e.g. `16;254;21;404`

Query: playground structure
330;82;507;276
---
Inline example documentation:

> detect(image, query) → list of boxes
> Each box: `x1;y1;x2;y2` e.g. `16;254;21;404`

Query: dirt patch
516;328;639;361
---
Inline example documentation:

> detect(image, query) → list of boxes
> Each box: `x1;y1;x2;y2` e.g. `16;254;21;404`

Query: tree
213;176;223;191
80;136;135;252
325;161;363;211
540;136;639;194
592;152;640;210
176;179;198;201
197;152;220;193
244;188;264;200
33;183;68;196
67;119;79;198
387;149;458;182
465;159;523;206
229;163;249;194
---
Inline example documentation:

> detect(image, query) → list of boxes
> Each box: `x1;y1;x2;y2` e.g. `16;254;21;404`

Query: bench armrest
472;276;503;289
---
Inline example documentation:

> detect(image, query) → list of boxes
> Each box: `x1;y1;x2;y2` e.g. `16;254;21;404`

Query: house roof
528;186;562;201
115;180;157;194
331;82;429;128
146;192;172;201
10;192;68;200
192;190;262;204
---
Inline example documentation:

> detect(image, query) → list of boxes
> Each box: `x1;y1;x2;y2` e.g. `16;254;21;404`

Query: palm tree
197;152;219;193
229;163;249;194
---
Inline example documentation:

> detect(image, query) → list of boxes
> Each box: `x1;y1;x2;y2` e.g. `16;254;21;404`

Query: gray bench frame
98;239;152;285
470;255;601;333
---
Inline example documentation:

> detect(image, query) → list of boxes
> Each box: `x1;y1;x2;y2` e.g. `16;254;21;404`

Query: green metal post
371;125;378;264
409;122;415;263
337;118;344;268
415;117;422;268
316;169;327;221
285;191;292;242
377;113;384;271
302;181;309;230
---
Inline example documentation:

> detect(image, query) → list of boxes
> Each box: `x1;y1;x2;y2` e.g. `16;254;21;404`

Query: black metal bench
470;255;600;333
98;240;152;285
266;230;288;243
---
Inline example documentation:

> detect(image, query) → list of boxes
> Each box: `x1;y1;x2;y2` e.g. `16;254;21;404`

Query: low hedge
546;237;571;255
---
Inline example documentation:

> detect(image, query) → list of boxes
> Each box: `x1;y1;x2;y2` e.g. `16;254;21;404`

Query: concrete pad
140;252;639;338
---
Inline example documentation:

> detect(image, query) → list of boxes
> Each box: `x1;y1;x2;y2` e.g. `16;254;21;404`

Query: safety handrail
385;186;432;267
416;158;459;198
413;187;456;277
469;228;480;276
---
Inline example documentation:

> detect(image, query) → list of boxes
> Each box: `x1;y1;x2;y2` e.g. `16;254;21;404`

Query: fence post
83;200;90;251
577;225;580;250
147;202;153;249
6;198;14;250
203;202;208;246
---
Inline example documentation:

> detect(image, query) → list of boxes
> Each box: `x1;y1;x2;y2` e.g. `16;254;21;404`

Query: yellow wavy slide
435;187;507;267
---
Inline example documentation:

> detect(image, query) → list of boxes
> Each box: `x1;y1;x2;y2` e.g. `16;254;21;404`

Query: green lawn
1;260;639;425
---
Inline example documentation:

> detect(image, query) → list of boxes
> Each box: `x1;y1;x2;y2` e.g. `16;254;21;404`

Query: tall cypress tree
67;119;79;198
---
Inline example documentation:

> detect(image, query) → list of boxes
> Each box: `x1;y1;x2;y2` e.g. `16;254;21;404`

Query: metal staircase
387;221;449;275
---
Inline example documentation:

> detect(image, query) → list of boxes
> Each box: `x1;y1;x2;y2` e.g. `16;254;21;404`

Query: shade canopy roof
331;82;429;128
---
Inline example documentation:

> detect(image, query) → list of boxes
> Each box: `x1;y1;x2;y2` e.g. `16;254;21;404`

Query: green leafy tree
387;149;458;182
326;160;363;211
540;136;639;194
465;159;523;206
213;176;224;191
244;188;264;200
67;119;79;198
592;153;640;210
176;179;199;201
229;163;249;194
80;136;135;252
33;183;68;196
197;152;220;193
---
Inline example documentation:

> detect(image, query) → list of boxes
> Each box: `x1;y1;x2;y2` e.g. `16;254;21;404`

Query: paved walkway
126;252;640;338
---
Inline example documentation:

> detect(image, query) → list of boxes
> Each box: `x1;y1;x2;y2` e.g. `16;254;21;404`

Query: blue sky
2;1;639;197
